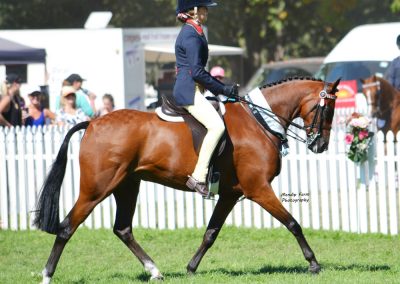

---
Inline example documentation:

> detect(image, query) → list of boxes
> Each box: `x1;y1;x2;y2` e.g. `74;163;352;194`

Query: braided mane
261;77;323;89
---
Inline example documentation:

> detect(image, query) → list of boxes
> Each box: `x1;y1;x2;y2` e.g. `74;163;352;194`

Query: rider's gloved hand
223;84;239;97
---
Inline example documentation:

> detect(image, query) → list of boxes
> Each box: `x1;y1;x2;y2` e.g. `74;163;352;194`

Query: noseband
303;84;337;146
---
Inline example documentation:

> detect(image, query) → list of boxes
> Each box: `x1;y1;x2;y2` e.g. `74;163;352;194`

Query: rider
174;0;238;197
384;34;400;91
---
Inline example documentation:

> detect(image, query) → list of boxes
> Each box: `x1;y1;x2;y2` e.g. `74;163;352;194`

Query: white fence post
329;131;340;231
376;131;388;234
386;132;398;235
338;130;350;232
0;127;8;229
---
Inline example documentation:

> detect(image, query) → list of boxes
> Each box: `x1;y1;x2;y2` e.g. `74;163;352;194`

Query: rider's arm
184;33;225;95
384;61;395;86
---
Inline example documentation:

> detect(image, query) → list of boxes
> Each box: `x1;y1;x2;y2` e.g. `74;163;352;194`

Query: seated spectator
55;74;96;118
95;93;115;117
25;91;56;126
55;86;89;126
0;74;23;127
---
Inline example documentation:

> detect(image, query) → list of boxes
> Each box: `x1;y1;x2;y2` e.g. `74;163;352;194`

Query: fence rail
0;126;399;235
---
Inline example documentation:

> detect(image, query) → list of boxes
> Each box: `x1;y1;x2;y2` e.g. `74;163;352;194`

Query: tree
0;0;398;83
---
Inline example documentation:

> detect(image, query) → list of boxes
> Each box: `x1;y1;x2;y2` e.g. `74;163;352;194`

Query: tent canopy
0;37;46;64
144;42;244;63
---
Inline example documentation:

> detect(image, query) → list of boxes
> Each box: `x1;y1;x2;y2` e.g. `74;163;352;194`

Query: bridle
362;80;383;116
303;86;337;147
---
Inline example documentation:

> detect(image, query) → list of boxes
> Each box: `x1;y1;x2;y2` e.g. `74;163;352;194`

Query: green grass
0;227;399;283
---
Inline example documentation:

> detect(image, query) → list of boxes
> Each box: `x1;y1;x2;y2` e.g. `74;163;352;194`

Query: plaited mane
261;77;323;89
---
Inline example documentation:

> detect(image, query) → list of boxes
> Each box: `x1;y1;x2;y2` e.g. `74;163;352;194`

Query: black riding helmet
176;0;217;14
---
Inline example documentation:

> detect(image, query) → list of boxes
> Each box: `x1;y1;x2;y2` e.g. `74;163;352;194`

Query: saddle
156;94;226;155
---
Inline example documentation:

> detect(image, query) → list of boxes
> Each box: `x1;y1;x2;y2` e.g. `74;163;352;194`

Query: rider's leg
184;91;225;195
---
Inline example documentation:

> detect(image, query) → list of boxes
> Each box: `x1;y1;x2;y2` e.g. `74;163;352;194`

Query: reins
229;84;336;145
230;95;308;143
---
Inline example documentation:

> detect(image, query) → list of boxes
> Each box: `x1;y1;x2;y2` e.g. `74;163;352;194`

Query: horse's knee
287;220;303;237
113;226;133;242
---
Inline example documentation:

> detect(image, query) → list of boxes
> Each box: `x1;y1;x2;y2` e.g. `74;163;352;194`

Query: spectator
206;66;229;101
0;74;23;127
384;34;400;91
25;90;56;126
55;74;96;117
55;86;89;126
210;66;225;83
95;93;115;117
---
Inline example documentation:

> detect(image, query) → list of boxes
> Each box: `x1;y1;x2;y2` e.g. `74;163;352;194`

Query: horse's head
301;78;340;153
361;75;381;117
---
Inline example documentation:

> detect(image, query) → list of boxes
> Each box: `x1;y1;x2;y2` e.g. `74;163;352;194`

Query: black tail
33;121;90;234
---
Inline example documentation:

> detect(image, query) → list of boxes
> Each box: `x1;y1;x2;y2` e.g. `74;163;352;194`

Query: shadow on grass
323;263;391;272
106;262;391;282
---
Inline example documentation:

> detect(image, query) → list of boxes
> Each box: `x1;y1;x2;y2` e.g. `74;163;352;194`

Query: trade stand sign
335;80;357;108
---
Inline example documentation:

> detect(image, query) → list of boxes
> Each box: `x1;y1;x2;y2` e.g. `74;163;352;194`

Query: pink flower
345;134;354;144
358;130;369;140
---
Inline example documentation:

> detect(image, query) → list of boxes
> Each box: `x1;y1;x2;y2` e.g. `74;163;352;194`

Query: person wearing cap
174;0;239;197
25;91;56;126
384;34;400;91
210;66;225;82
205;66;229;101
55;74;96;117
0;74;24;127
55;86;89;126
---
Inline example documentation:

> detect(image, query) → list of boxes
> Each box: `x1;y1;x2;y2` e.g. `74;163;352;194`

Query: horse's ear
330;78;341;93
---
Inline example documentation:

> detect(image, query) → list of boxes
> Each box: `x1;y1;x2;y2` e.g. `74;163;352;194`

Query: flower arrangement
345;113;374;164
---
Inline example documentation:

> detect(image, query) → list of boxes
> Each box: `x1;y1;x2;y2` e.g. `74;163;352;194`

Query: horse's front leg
250;185;321;274
187;193;240;274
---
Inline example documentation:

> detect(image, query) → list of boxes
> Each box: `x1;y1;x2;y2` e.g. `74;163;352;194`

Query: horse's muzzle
307;137;328;153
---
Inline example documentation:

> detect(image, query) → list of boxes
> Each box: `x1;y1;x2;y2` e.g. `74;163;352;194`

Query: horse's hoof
150;274;164;281
186;264;196;275
309;262;321;274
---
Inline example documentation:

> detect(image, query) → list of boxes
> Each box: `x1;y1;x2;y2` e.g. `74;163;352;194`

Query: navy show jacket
384;56;400;91
173;22;225;106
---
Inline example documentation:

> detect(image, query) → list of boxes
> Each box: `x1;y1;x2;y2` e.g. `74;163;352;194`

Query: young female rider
174;0;239;197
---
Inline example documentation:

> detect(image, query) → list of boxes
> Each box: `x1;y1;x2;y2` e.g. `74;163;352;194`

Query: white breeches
184;91;225;182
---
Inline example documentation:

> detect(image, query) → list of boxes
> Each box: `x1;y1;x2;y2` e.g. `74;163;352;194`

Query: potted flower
345;113;374;164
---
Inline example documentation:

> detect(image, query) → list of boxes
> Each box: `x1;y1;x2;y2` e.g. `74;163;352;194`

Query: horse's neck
380;79;396;105
263;86;302;124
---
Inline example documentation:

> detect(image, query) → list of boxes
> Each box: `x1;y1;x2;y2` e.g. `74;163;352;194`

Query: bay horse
34;77;340;283
361;75;400;135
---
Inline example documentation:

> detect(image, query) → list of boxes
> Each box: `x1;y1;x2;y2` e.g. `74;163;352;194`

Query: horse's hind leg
41;194;105;284
252;186;320;273
187;194;240;274
112;177;163;280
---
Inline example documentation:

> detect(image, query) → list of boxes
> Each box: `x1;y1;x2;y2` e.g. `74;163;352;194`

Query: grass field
0;227;399;283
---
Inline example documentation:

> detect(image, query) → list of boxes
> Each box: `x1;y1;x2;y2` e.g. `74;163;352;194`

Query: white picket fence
0;125;399;235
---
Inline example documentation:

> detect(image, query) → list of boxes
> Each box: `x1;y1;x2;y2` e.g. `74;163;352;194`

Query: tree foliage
0;0;398;82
